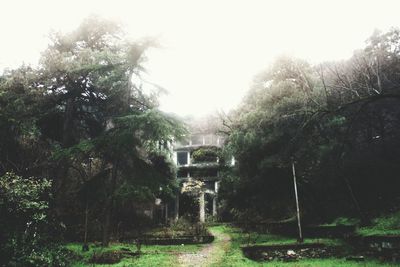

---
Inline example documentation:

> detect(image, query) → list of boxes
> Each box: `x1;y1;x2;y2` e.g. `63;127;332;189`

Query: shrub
192;147;219;163
0;172;72;266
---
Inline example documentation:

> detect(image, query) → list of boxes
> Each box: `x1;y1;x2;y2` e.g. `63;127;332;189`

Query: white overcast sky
1;0;400;117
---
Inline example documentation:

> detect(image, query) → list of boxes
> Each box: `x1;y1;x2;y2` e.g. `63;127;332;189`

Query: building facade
172;133;225;223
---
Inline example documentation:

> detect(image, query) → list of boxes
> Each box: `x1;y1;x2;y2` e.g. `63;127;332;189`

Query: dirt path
177;227;231;267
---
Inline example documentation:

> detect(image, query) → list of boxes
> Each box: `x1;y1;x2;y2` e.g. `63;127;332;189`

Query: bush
0;172;72;266
331;217;360;226
192;147;219;163
9;246;80;267
170;217;193;235
357;211;400;236
89;251;122;264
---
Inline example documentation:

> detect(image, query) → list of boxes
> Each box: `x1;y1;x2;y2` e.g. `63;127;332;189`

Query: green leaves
0;172;51;219
52;139;95;160
0;16;187;250
192;147;220;163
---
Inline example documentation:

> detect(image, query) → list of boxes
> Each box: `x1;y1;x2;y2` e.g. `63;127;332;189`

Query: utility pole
291;159;303;243
82;157;92;251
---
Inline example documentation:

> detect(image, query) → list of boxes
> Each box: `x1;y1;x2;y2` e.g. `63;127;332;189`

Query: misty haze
1;1;400;266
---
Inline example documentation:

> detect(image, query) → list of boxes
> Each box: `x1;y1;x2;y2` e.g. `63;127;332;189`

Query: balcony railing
174;134;224;149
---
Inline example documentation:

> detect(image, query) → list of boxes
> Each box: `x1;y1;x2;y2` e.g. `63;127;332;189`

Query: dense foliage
0;172;68;266
192;147;221;163
2;14;400;266
221;28;400;224
0;17;184;266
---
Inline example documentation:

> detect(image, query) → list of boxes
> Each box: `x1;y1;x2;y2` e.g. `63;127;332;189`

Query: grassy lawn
66;242;203;266
319;213;400;236
209;225;398;267
65;225;399;266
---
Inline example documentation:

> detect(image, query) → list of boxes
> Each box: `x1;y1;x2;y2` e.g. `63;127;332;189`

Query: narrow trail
178;227;231;267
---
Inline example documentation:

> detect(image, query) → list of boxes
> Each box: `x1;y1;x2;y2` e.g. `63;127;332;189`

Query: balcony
177;166;220;180
174;134;224;150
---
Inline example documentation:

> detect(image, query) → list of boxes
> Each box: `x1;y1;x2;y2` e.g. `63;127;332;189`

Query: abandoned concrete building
145;117;233;224
172;132;225;223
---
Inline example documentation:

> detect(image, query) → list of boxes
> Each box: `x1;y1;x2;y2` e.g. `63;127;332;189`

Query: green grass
219;226;344;247
205;226;232;266
357;211;400;236
209;225;397;267
321;217;360;227
66;242;203;266
65;224;400;266
209;225;255;267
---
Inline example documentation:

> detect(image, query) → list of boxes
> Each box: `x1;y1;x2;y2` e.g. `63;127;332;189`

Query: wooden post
292;160;303;243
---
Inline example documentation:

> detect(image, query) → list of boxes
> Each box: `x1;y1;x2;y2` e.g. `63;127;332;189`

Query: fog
1;0;400;116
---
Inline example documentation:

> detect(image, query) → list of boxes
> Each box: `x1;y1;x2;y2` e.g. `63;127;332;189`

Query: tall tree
0;16;186;247
222;29;400;223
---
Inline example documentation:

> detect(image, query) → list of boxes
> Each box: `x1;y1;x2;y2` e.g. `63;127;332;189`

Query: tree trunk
174;193;179;222
342;175;369;224
82;158;91;251
82;200;89;251
102;163;118;246
62;97;75;147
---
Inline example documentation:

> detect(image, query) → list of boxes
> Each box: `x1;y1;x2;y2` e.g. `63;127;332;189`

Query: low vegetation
147;218;210;238
210;225;397;267
66;242;203;266
1;14;400;267
357;211;400;236
322;217;360;227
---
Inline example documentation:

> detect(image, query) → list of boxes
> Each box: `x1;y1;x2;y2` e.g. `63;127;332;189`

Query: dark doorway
179;193;199;222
